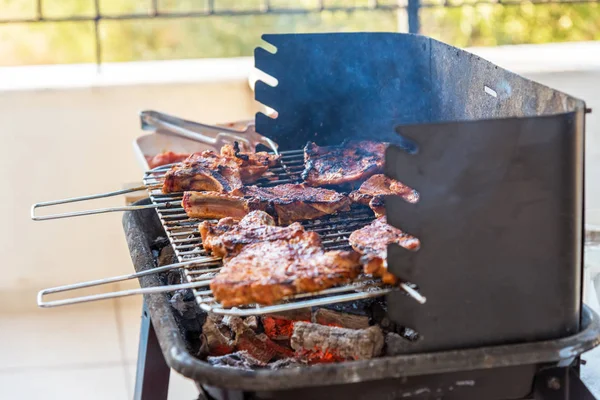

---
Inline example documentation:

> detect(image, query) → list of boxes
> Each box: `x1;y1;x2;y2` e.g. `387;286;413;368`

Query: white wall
1;43;599;311
0;74;258;311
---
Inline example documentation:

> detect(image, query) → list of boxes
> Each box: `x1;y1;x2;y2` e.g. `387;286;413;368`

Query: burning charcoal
313;308;370;329
268;358;306;370
384;332;414;356
200;315;234;356
261;309;312;341
207;351;266;370
291;322;384;362
236;328;294;364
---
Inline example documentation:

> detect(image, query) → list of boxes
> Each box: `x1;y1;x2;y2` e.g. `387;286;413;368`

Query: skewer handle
31;185;160;221
37;257;218;307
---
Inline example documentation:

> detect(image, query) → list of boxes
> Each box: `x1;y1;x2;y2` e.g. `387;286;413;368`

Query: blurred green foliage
0;0;598;66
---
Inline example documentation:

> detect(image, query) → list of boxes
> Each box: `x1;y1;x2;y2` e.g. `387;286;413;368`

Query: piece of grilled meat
237;184;351;225
302;140;387;187
183;191;268;220
183;184;350;224
220;142;280;183
162;150;242;193
348;216;419;285
162;144;280;193
349;174;419;217
209;217;361;307
199;211;305;260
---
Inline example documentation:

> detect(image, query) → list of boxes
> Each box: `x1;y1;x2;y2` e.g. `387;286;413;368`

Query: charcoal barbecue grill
31;32;600;399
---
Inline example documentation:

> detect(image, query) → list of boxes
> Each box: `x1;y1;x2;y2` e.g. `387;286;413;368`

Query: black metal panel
385;112;584;352
255;33;433;149
254;33;585;150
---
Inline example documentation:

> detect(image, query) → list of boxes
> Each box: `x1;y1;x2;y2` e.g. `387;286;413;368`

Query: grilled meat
220;143;280;183
162;150;242;193
236;184;351;225
146;151;190;169
349;174;419;217
210;222;362;307
183;191;268;220
348;216;419;285
199;211;306;260
302;141;387;186
162;144;280;193
184;184;350;224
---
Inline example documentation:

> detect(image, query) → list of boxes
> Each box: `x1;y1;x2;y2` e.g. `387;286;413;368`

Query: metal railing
1;0;598;65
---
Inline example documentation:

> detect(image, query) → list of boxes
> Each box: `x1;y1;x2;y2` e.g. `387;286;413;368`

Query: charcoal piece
151;235;170;251
207;351;266;370
169;290;200;320
221;316;246;336
369;298;398;333
313;308;370;330
200;315;234;357
291;322;384;361
268;358;306;370
236;328;294;364
320;299;374;318
384;332;414;356
243;316;259;331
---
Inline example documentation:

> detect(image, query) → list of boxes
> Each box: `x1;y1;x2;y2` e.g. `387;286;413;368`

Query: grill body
123;33;595;399
123;205;600;399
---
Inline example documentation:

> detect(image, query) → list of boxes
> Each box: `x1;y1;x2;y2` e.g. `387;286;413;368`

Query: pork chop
349;174;418;217
348;216;419;285
302;141;387;186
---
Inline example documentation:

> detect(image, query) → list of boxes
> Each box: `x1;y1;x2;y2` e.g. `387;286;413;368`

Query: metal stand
134;301;171;400
534;366;597;400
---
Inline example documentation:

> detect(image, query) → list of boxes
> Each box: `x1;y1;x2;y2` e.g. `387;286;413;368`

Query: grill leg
134;301;170;400
533;366;597;400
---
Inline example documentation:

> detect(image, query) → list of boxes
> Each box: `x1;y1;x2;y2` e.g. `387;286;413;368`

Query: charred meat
210;221;361;307
220;143;280;183
183;192;268;220
162;150;242;193
162;144;280;193
184;184;350;224
348;216;419;285
302;141;387;187
236;184;351;225
199;211;306;260
349;174;418;217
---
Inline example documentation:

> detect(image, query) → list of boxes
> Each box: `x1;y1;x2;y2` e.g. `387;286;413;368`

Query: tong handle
140;110;279;154
37;258;218;307
31;185;160;221
140;109;248;141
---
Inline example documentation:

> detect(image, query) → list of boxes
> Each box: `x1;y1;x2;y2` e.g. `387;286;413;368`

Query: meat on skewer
302;140;387;187
183;183;351;224
207;212;361;308
349;216;419;285
349;174;418;217
162;143;280;193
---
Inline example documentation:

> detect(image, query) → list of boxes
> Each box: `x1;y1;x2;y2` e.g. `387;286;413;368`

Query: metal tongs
31;111;279;221
140;110;278;155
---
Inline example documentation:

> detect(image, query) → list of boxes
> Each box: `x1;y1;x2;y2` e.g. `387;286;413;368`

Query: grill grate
142;149;395;315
